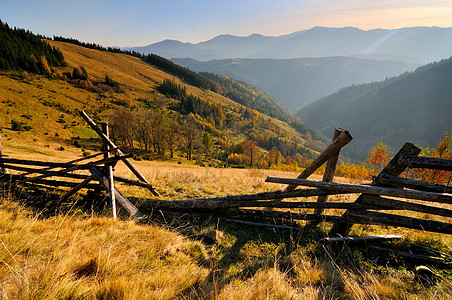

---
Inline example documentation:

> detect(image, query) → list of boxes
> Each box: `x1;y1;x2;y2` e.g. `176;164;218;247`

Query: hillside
130;26;452;64
297;57;452;161
173;57;419;109
0;24;324;169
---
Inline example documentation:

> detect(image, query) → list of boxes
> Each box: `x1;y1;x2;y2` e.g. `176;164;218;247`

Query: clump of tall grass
0;188;209;299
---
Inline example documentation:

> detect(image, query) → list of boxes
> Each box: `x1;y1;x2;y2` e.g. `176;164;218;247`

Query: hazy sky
1;0;451;47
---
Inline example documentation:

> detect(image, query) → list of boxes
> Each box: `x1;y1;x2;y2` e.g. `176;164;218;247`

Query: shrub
10;120;31;131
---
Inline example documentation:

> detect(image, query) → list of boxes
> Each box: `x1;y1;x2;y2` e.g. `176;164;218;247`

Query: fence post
312;128;343;220
285;129;352;192
0;131;8;174
80;110;159;196
102;122;117;220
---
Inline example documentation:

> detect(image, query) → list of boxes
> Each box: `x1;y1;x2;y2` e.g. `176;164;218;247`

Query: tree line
0;20;65;74
158;79;226;126
108;106;219;162
0;21;328;169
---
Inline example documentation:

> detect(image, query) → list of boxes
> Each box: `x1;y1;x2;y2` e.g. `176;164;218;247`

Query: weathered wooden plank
59;175;95;202
80;110;159;196
266;177;452;204
135;198;363;211
374;173;452;193
221;218;302;231
399;154;452;171
379;142;422;177
362;194;452;217
113;176;158;190
1;173;98;189
285;130;353;191
1;157;77;168
323;235;403;243
239;209;347;223
347;210;452;234
16;155;130;185
314;128;343;217
18;151;109;177
23;178;97;189
90;167;145;220
0;164;89;179
139;188;346;210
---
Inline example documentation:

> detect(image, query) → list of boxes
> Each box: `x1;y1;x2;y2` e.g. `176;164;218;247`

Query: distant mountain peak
249;33;265;38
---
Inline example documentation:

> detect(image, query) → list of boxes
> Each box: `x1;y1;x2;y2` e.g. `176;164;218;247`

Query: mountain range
297;57;452;160
172;57;419;110
130;26;452;64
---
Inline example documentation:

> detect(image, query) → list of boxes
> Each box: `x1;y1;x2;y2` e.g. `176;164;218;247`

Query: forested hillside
0;22;324;170
199;72;289;120
0;20;65;73
297;57;452;160
173;57;418;109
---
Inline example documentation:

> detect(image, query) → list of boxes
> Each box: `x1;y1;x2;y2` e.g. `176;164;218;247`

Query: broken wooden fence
1;113;451;236
0;110;157;220
132;130;452;236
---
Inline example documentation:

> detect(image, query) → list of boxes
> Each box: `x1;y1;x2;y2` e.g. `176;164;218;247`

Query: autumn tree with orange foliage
366;142;391;174
411;131;452;185
235;139;259;166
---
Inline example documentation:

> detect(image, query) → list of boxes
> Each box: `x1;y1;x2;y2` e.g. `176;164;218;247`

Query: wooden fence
1;112;451;237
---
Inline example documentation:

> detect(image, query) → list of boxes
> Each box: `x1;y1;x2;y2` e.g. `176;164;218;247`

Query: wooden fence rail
1;120;451;236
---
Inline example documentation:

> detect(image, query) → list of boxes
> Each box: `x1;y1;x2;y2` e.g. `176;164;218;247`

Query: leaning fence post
80;110;159;196
312;128;344;222
102;122;117;220
285;129;352;191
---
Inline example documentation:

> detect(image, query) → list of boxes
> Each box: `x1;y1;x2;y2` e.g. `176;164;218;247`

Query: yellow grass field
1;150;451;299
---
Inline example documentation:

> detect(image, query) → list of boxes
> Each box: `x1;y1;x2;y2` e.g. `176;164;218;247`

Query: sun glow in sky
1;0;451;47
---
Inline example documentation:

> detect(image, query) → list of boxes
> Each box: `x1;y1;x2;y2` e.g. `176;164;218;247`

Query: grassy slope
0;40;309;160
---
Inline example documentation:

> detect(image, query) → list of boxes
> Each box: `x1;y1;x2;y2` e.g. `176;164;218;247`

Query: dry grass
1;158;451;299
114;160;315;199
0;188;210;299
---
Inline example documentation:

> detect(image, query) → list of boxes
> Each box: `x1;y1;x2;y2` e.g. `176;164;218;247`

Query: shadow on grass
2;184;450;298
145;209;332;298
0;181;111;218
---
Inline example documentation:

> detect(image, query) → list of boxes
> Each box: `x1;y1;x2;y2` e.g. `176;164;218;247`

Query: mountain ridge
128;26;452;63
173;56;420;109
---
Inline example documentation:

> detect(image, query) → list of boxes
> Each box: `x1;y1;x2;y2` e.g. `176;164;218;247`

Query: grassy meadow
1;153;452;299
